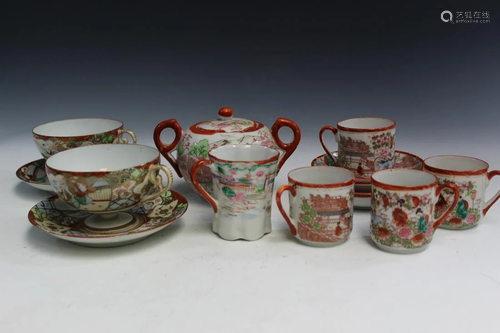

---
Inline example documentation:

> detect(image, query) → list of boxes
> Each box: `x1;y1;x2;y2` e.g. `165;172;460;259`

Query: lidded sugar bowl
153;107;301;196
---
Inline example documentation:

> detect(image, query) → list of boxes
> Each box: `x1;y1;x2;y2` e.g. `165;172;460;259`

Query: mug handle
191;160;218;213
275;185;297;235
271;118;301;171
113;129;138;144
319;125;338;165
153;119;183;177
139;164;174;203
483;170;500;215
433;183;460;230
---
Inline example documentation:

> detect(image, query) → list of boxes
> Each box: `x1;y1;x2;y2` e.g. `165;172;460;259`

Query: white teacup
45;144;173;225
33;118;137;158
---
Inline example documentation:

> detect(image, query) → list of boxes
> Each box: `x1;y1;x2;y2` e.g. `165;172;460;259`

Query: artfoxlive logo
441;10;491;24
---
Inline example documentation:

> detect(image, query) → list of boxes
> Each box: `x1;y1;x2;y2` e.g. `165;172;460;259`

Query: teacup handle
433;183;460;230
139;164;174;203
319;125;338;165
275;185;297;235
113;129;138;144
191;160;218;213
271;118;302;171
483;170;500;215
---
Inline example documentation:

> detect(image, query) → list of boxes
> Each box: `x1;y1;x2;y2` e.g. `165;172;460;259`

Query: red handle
275;184;297;235
433;183;460;230
191;160;218;213
153;119;183;177
319;125;338;165
271;118;301;171
483;170;500;215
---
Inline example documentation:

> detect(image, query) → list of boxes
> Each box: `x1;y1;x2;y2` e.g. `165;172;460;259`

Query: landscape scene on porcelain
288;167;355;245
45;144;166;213
32;118;131;158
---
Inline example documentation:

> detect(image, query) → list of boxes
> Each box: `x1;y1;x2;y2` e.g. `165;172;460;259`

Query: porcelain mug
319;117;396;179
276;166;355;247
190;144;279;241
423;155;500;229
46;144;173;216
33;118;137;158
370;169;460;254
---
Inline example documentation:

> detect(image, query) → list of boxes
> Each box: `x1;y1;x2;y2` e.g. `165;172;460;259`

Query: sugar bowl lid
188;107;265;134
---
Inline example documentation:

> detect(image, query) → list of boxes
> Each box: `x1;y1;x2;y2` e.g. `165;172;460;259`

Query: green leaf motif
217;166;227;175
313;223;322;229
310;211;317;218
302;203;312;212
303;215;311;223
222;186;236;197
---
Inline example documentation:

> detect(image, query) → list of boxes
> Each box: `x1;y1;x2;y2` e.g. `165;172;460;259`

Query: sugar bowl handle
191;160;219;213
154;119;183;177
114;129;138;144
271;118;301;171
433;184;460;230
483;170;500;215
319;125;339;165
275;185;297;235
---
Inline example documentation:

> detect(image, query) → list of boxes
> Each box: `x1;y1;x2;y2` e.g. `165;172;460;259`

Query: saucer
28;190;188;247
16;159;53;192
311;150;424;184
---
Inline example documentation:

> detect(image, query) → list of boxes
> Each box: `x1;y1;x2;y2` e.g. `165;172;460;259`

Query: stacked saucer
311;150;424;209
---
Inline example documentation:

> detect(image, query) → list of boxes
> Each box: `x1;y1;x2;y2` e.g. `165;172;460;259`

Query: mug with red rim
276;166;355;247
423;155;500;230
370;169;460;254
319;117;396;179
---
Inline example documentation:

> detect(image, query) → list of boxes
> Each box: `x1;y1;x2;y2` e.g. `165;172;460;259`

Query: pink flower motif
256;171;265;177
379;147;391;158
228;192;245;202
460;182;469;191
223;175;234;182
229;169;237;175
420;193;430;203
398;227;413;239
466;214;477;224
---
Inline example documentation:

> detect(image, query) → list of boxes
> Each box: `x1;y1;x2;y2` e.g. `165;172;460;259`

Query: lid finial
218;107;233;119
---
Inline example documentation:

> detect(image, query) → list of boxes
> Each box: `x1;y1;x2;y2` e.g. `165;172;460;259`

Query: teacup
423;155;500;229
190;144;279;241
33;118;137;158
319;117;396;178
276;166;355;247
370;169;460;254
45;144;173;225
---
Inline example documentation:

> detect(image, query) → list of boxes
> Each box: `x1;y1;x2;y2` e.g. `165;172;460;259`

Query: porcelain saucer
16;159;53;192
311;150;424;186
28;190;188;247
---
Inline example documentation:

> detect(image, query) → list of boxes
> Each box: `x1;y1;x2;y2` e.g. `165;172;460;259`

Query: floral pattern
371;189;435;250
46;158;161;212
28;190;188;238
193;118;257;132
435;178;482;229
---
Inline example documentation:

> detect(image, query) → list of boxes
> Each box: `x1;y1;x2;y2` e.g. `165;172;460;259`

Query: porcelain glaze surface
32;118;137;158
276;166;355;247
28;190;187;247
370;169;459;254
191;145;279;241
424;155;500;229
154;107;301;197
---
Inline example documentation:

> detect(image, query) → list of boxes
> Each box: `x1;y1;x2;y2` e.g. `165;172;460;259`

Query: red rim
371;169;438;191
336;117;396;133
32;117;124;139
208;146;280;165
424;155;489;176
288;166;355;188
